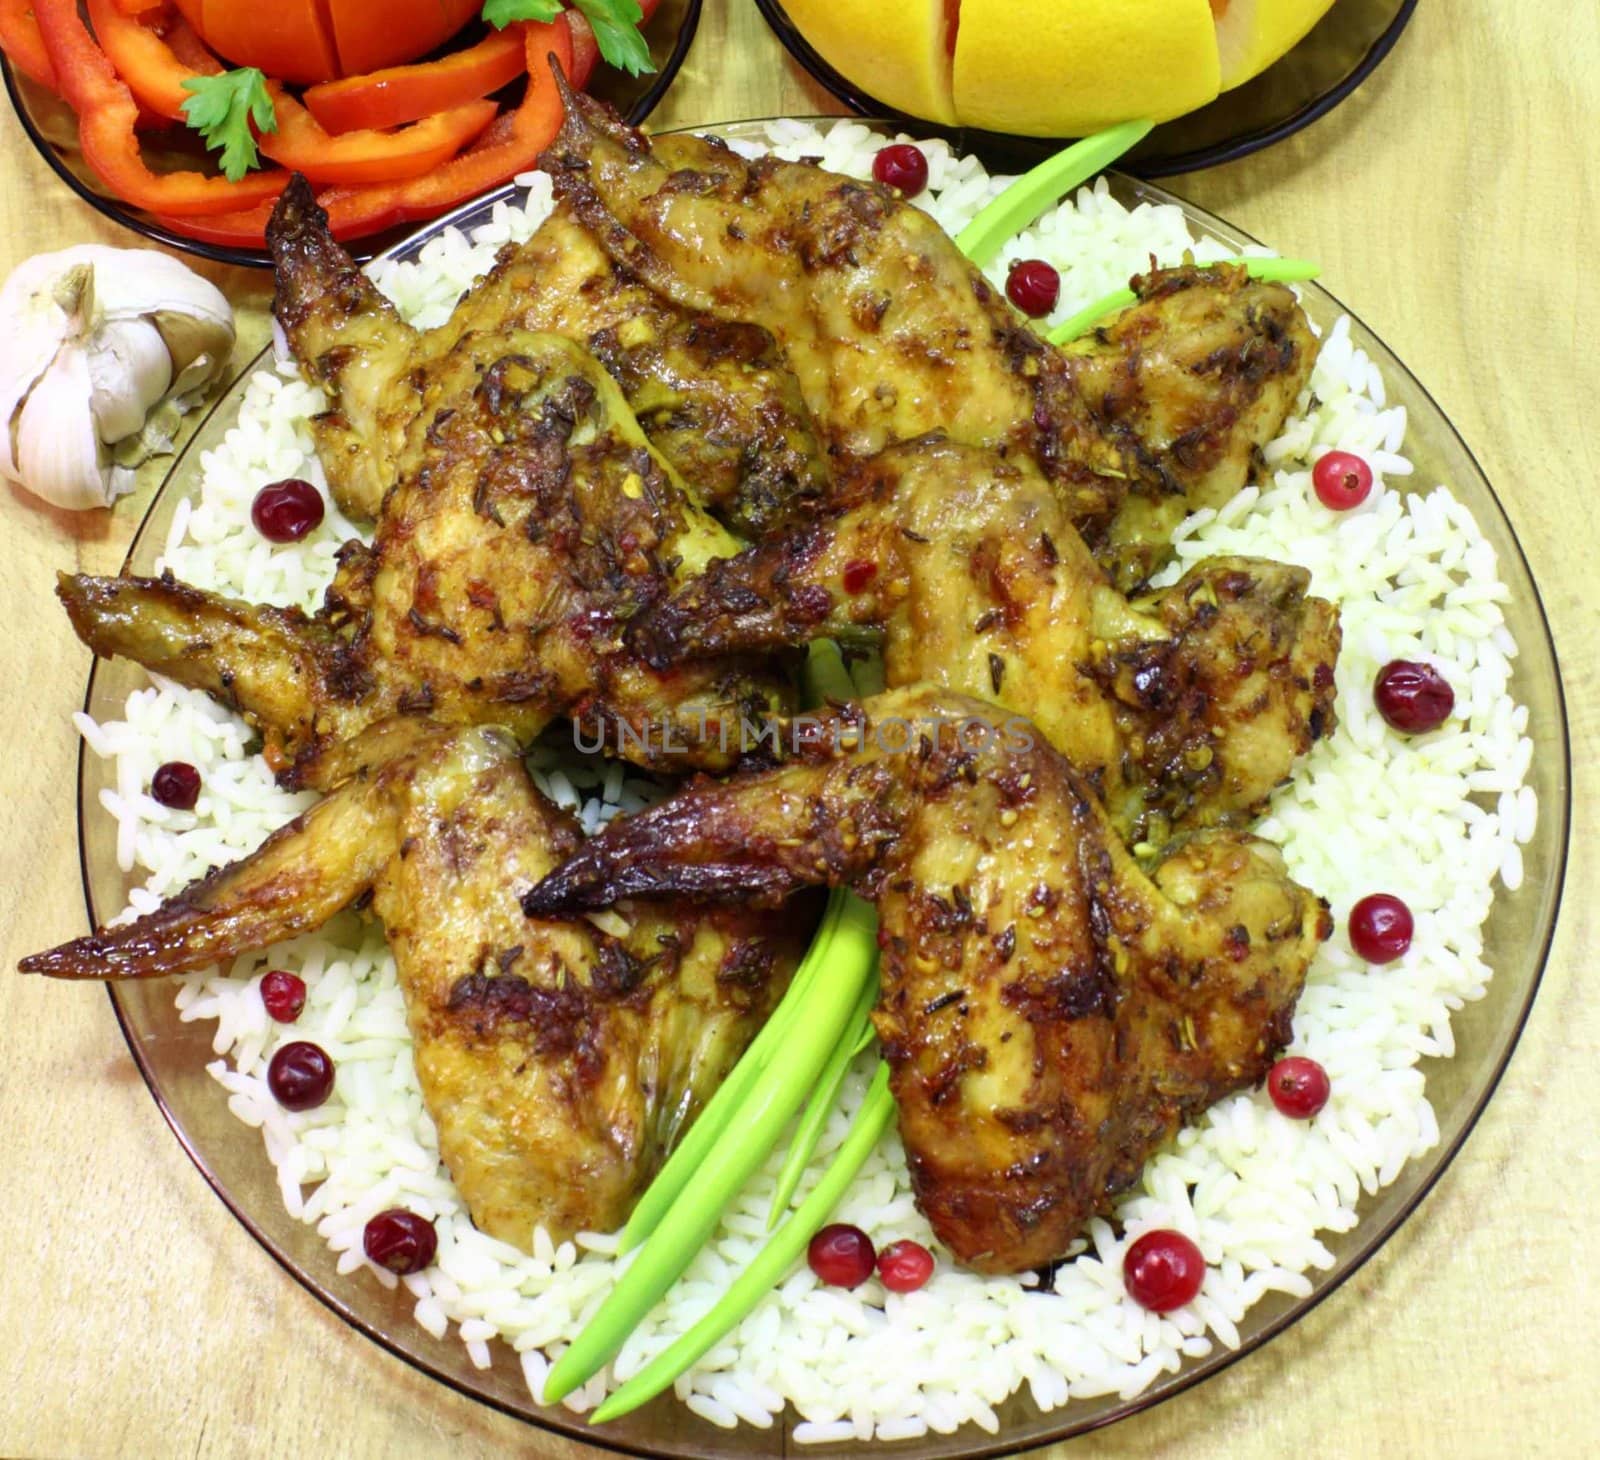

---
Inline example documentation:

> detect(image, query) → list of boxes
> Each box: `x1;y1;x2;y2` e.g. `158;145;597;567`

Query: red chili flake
842;559;878;594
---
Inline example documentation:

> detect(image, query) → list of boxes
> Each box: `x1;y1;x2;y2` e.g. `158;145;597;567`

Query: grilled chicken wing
540;90;1316;581
1054;261;1319;589
630;437;1339;840
62;296;791;788
274;175;827;536
22;721;809;1246
522;688;1330;1273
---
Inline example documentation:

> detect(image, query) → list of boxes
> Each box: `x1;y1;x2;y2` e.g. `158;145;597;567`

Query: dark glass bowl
754;0;1416;177
0;0;702;268
76;120;1567;1458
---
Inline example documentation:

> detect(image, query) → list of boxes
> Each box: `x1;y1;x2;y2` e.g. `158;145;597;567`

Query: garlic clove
15;348;123;512
91;249;235;399
88;318;173;445
0;248;102;484
0;244;235;511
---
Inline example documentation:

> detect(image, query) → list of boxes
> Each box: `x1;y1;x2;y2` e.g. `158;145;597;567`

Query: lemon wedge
781;0;958;125
951;0;1220;137
1213;0;1338;90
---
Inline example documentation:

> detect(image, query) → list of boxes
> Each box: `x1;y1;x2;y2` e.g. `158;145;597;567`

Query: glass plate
77;118;1568;1459
0;0;702;269
754;0;1416;177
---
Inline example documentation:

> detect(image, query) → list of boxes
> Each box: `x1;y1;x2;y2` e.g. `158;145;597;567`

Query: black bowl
754;0;1416;177
0;0;702;267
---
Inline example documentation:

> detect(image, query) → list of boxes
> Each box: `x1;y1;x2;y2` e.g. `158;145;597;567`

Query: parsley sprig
483;0;655;78
180;68;277;183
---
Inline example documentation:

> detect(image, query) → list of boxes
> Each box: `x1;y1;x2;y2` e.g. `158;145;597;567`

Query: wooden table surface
2;2;1595;1455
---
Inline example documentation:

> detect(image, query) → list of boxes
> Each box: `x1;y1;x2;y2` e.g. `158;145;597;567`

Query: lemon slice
781;0;958;125
1214;0;1338;90
951;0;1220;137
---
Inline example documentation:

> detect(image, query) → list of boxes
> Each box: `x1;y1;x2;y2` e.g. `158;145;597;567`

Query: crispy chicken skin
629;437;1340;840
63;215;793;788
523;688;1331;1273
539;89;1317;582
21;721;810;1247
1055;261;1319;589
273;174;827;536
543;90;1056;465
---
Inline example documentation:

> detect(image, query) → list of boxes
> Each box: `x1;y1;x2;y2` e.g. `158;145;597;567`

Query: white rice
75;125;1537;1440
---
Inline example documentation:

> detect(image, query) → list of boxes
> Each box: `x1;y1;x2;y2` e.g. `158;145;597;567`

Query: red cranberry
842;558;878;594
1005;259;1061;318
1123;1229;1206;1312
871;143;928;198
260;970;307;1023
1312;450;1374;510
1266;1055;1331;1118
1374;660;1454;734
267;1040;335;1110
807;1223;876;1288
252;478;325;543
876;1239;935;1293
363;1208;438;1275
1349;893;1413;964
150;760;201;810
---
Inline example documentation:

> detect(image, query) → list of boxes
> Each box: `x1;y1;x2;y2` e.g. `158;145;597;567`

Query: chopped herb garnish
482;0;655;77
180;68;276;183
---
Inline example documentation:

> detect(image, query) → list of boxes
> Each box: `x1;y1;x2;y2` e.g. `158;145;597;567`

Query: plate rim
75;124;1570;1456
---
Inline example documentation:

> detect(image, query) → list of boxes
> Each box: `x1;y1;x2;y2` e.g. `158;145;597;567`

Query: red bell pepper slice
0;0;58;91
259;85;499;187
158;19;572;247
302;25;526;136
34;0;288;216
155;183;405;247
84;0;219;121
564;10;598;91
161;9;215;72
382;19;572;222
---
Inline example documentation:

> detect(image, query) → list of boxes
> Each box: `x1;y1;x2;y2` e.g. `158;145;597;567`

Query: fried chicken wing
544;90;1056;465
1054;261;1319;589
522;688;1331;1273
22;721;809;1246
540;92;1316;581
274;174;827;536
64;258;793;787
630;437;1339;839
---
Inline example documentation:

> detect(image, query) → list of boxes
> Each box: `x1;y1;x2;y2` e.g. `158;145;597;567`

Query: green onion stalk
556;118;1211;1419
1046;256;1320;345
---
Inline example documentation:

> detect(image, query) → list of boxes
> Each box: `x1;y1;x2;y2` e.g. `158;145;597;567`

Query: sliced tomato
0;0;59;90
302;24;525;136
640;0;662;22
85;0;219;120
565;9;598;91
33;0;287;215
259;85;499;187
326;0;479;79
195;0;339;84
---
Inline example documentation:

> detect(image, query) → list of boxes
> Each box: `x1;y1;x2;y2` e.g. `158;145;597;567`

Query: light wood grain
2;1;1595;1455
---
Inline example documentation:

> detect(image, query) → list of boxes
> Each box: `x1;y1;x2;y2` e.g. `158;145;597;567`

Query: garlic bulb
0;245;235;511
